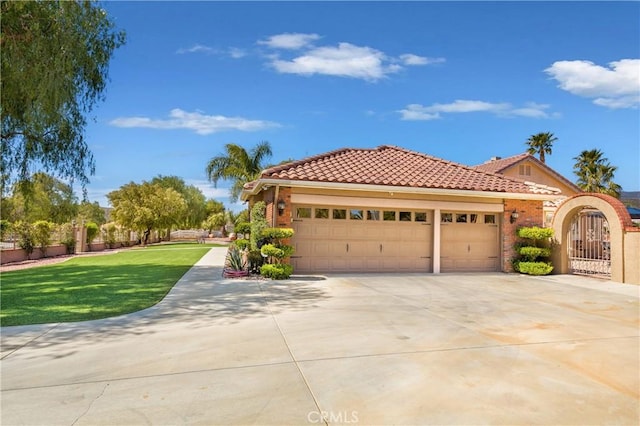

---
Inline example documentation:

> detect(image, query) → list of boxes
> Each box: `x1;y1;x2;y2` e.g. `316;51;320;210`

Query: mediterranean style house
241;145;565;274
472;153;582;227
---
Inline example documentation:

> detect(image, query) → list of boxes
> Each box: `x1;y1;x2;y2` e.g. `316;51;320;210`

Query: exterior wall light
277;199;286;216
510;209;519;224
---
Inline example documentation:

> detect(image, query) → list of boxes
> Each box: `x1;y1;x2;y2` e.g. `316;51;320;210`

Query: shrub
0;219;10;241
518;262;554;276
247;249;264;274
518;246;551;262
513;226;554;276
235;222;251;235
86;222;100;246
32;220;54;256
250;202;267;250
260;263;293;280
261;227;294;241
59;223;76;254
103;222;117;248
517;226;554;241
234;238;250;251
14;221;35;258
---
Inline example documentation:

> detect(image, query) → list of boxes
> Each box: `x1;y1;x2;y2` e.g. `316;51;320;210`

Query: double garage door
291;205;499;273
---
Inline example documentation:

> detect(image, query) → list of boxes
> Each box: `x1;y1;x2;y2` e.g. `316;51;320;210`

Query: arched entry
552;194;634;283
567;208;610;278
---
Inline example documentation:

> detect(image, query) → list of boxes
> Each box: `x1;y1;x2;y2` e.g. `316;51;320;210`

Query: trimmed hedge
518;261;554;276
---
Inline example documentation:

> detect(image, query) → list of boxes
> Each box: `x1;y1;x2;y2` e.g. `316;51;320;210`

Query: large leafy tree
150;175;207;229
107;182;187;245
4;172;78;223
1;1;125;190
205;141;273;202
525;132;557;163
573;149;622;197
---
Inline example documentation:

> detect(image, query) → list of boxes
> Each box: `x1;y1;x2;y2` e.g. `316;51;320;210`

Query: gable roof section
472;152;581;192
249;145;560;196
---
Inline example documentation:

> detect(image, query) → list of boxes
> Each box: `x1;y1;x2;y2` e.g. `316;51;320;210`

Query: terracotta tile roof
258;145;558;194
472;152;581;192
472;153;531;174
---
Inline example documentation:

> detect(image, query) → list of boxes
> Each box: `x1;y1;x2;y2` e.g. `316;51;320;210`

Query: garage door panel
292;206;434;273
440;216;499;272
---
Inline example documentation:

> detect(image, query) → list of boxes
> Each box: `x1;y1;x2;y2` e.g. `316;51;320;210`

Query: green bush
103;223;118;248
0;219;11;241
260;263;293;280
518;262;554;276
518;246;551;261
260;243;285;259
33;220;54;256
517;226;554;241
86;222;100;245
59;223;76;254
234;222;251;235
247;249;264;274
261;227;294;241
14;221;35;258
234;238;250;251
250;202;267;250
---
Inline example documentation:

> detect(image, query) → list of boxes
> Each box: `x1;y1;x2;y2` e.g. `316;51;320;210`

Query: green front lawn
1;243;221;327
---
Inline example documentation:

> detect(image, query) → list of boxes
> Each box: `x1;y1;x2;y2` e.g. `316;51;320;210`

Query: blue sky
85;1;640;211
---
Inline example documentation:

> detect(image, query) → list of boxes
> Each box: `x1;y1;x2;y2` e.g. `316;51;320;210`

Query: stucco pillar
433;208;441;273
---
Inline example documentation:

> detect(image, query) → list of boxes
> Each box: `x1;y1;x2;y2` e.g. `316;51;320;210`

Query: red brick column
502;199;544;272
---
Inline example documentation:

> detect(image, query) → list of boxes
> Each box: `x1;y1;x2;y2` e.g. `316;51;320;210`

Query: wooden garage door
440;212;499;272
291;206;433;273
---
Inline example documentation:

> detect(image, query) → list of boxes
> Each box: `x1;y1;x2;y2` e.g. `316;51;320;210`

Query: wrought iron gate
568;208;611;278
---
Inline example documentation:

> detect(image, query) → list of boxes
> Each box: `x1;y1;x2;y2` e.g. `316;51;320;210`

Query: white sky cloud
258;33;321;49
176;44;216;55
545;59;640;109
261;33;440;82
400;54;445;66
110;109;281;135
398;100;556;120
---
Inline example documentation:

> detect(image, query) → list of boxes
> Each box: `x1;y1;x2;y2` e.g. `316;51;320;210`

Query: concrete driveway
1;247;638;425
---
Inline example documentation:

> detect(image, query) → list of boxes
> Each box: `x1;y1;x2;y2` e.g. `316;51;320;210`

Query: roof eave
241;178;560;202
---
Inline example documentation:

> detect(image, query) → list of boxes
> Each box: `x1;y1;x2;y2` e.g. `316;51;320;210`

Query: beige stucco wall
624;232;640;285
502;160;579;196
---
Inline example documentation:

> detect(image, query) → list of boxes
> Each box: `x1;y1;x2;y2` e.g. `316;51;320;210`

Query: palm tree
526;132;557;163
205;141;273;202
573;149;622;197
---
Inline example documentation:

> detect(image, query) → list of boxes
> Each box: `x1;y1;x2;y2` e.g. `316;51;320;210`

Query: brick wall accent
275;187;292;228
502;199;544;272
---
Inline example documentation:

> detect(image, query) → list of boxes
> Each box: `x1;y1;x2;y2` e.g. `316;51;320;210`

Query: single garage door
440;211;500;272
291;205;433;273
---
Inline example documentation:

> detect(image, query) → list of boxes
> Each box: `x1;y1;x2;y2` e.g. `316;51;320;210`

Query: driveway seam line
258;281;328;426
0;323;62;360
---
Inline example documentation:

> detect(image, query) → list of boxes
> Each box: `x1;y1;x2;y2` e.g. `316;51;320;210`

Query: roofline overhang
241;179;560;202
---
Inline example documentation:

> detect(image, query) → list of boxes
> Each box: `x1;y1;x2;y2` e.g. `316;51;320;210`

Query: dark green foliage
1;1;126;189
0;219;10;240
247;250;264;274
250;202;268;250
